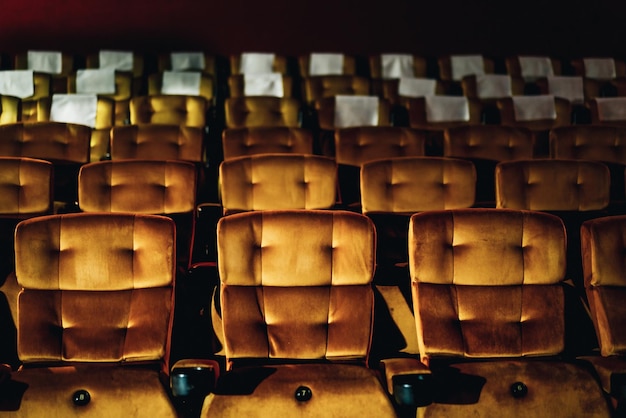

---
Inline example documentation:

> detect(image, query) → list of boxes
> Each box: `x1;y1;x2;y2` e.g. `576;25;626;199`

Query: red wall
2;0;625;58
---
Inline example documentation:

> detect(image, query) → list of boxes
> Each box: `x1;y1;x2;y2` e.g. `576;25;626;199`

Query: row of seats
1;207;625;416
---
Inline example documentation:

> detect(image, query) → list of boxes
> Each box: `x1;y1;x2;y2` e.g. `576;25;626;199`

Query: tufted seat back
222;127;313;160
130;95;207;128
224;97;301;129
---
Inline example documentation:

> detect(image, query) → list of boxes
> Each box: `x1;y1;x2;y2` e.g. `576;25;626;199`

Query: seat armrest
380;358;433;407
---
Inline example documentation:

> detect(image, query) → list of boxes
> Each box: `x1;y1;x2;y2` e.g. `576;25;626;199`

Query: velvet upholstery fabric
19;73;52;122
204;210;396;417
0;121;90;164
130;95;208;128
224;97;301;129
2;213;177;416
219;154;337;214
408;208;611;417
78;160;197;214
222;127;314;160
14;52;73;94
85;51;146;93
550;125;626;164
444;125;534;162
110;124;204;163
361;156;476;214
334;126;426;167
302;75;370;104
0;157;53;216
581;215;626;357
0;95;20;125
496;159;610;211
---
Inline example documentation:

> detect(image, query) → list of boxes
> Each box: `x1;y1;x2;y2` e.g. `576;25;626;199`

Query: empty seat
229;52;289;76
437;54;496;94
570;57;626;100
580;215;626;415
301;74;370;105
85;50;146;95
495;159;611;297
334;126;426;208
224;96;301;129
298;52;358;78
219;153;337;215
0;121;91;207
444;125;535;206
398;208;611;417
14;50;74;94
461;74;526;123
130;95;208;129
222;127;314;160
227;73;293;98
0;212;178;417
505;55;562;81
194;209;397;417
0;71;52;122
78;159;197;271
0;157;53;369
550;125;626;212
589;97;626;127
369;53;430;80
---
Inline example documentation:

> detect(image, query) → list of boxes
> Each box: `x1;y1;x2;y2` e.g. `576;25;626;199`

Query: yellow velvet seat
229;53;289;76
334;126;426;208
495;159;611;301
360;156;476;362
369;54;430;80
222;127;314;160
405;208;611;417
0;212;178;417
78;159;197;270
588;97;626;127
0;96;20;125
368;54;432;102
130;95;208;129
314;96;392;131
16;72;52;122
550;125;626;212
67;70;134;126
156;51;218;77
85;50;146;96
444;125;535;206
219;154;337;215
437;54;496;95
302;75;370;105
198;210;397;417
0;157;53;368
0;121;91;207
298;53;358;78
580;215;626;414
224;97;301;129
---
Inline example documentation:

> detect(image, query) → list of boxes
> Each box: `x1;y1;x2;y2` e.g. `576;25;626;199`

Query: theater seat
0;157;53;369
400;208;611;417
130;95;208;129
0;121;91;208
334;126;426;208
224;96;301;129
581;215;626;415
221;127;314;160
191;209;397;417
0;212;178;417
0;96;20;125
444;125;535;206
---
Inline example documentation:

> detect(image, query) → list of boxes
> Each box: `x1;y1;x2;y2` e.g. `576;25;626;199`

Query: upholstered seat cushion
0;366;176;417
201;364;396;418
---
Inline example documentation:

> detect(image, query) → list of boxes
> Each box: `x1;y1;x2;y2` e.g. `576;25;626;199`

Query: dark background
2;0;625;58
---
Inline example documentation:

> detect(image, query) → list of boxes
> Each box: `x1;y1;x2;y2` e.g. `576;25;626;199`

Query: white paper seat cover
243;73;284;97
398;77;437;98
512;95;556;121
27;51;62;75
240;53;275;74
519;56;554;80
0;70;34;98
161;71;202;95
450;55;485;81
76;69;116;94
425;96;470;122
583;58;616;80
595;97;626;121
170;52;206;71
381;54;415;79
547;76;584;104
476;74;512;99
334;95;379;127
50;94;98;128
309;53;344;75
99;50;134;72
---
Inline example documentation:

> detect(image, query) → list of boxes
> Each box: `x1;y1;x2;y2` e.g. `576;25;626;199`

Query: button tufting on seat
294;385;312;402
510;381;528;398
72;389;91;406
